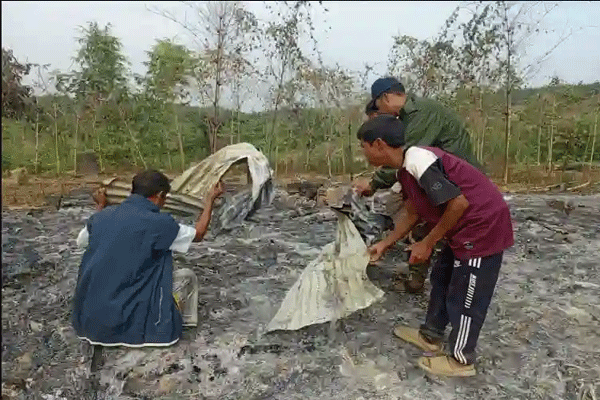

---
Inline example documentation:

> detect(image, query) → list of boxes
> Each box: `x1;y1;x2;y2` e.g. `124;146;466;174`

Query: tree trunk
548;98;556;173
53;104;60;176
175;113;185;172
537;101;543;165
584;126;591;165
34;110;40;174
96;136;104;173
74;115;79;176
236;109;241;144
515;123;521;165
502;5;512;185
502;90;511;184
210;15;225;154
91;113;97;152
340;138;346;176
305;137;311;172
536;126;542;166
119;107;148;169
268;55;289;160
347;120;353;181
590;112;598;167
167;152;173;172
269;92;282;160
326;122;332;177
275;144;279;176
479;125;485;163
84;109;90;146
548;125;554;173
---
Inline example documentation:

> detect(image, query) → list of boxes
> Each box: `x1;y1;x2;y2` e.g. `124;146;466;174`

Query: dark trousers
419;245;503;365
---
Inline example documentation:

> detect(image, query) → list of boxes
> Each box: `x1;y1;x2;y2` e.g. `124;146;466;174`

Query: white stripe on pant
465;273;477;309
455;257;480;362
421;249;504;365
454;314;472;364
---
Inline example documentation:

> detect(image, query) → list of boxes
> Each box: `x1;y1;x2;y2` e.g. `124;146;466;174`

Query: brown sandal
417;355;476;377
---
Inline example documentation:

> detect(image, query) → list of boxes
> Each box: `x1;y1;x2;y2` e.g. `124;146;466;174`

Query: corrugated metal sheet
103;143;273;219
267;211;385;332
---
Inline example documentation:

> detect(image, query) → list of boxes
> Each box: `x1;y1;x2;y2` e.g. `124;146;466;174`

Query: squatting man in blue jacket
73;170;223;347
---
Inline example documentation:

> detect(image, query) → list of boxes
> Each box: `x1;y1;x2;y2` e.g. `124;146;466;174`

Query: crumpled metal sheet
326;186;395;246
104;143;274;231
267;210;385;332
104;178;206;216
211;181;274;235
170;142;272;205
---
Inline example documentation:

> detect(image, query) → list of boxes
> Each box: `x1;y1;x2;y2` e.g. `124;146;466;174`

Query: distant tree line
2;1;598;184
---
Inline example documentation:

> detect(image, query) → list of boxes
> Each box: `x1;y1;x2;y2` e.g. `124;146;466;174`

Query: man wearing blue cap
354;77;479;293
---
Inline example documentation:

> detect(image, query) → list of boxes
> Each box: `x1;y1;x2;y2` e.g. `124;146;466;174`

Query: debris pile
2;185;599;399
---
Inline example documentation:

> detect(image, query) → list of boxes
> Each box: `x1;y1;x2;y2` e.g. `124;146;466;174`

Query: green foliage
144;39;193;102
3;9;598;181
2;48;33;119
56;22;129;102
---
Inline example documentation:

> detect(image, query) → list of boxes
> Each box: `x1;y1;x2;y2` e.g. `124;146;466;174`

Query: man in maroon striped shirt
357;114;514;377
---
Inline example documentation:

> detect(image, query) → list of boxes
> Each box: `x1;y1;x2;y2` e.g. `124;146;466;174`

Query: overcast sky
2;1;599;111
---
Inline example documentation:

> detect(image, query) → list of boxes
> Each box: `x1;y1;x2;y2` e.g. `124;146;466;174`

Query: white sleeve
169;224;196;253
402;147;439;180
76;227;89;248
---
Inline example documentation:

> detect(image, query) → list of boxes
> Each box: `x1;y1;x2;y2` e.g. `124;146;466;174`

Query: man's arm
355;167;397;196
423;195;468;248
192;196;217;242
192;182;224;242
407;194;468;264
370;167;398;191
379;200;419;248
76;187;108;248
368;199;419;261
77;227;89;248
92;187;108;211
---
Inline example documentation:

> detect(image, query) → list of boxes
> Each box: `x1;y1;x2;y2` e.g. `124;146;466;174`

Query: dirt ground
2;180;600;399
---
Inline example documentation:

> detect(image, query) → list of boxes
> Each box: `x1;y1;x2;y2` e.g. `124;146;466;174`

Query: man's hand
353;180;374;197
368;241;389;263
208;181;224;201
194;181;224;242
406;240;433;265
92;187;108;210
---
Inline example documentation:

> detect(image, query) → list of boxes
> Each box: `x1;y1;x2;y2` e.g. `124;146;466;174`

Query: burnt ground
2;190;600;400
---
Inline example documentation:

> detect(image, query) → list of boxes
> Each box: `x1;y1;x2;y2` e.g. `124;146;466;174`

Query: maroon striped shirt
397;146;514;259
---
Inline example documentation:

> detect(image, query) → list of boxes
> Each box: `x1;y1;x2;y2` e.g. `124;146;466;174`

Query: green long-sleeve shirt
371;93;480;190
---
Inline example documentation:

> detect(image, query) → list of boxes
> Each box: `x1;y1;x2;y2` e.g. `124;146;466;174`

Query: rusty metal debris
103;143;274;228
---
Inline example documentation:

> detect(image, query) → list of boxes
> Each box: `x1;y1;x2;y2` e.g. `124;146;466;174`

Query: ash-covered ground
2;190;600;400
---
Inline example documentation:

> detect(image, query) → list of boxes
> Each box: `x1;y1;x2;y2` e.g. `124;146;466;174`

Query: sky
2;1;599;111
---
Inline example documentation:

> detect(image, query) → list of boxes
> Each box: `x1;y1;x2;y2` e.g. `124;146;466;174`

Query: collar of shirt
123;193;161;213
399;93;419;119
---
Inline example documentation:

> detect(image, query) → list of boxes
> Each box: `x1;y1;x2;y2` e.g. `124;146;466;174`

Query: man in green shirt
355;77;479;293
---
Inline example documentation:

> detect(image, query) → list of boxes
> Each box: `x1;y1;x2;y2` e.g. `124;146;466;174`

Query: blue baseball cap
371;77;405;100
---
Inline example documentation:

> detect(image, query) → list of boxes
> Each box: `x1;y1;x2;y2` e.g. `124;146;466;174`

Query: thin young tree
151;1;259;153
145;39;194;171
262;1;325;161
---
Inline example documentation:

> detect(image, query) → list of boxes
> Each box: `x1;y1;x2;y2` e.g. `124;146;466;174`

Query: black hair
131;170;171;198
356;114;406;148
365;98;378;115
